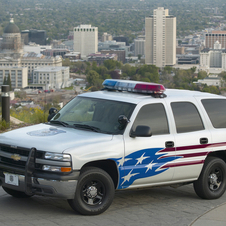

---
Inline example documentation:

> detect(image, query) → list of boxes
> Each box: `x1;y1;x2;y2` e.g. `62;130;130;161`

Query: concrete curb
190;202;226;226
0;116;23;125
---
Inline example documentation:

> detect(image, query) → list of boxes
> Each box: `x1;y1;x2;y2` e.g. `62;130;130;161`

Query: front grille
0;144;30;169
0;145;30;156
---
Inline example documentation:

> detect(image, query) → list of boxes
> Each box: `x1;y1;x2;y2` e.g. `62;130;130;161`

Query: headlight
42;165;72;172
44;152;71;161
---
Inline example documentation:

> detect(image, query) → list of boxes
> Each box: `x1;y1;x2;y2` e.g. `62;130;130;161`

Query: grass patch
63;86;74;90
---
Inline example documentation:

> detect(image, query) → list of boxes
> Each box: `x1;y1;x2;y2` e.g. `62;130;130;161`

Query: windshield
51;96;136;135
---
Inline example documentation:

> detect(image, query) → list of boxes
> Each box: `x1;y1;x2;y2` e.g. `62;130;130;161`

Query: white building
33;66;70;89
145;7;176;68
134;36;145;56
24;43;52;54
0;66;28;88
200;41;226;70
73;25;98;59
101;33;113;42
197;74;222;87
0;18;63;86
21;53;62;83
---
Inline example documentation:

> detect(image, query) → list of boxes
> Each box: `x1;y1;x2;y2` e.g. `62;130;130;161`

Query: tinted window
132;103;169;135
171;102;204;133
202;99;226;128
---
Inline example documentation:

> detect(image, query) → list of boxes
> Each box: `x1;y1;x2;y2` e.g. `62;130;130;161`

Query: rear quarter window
201;99;226;128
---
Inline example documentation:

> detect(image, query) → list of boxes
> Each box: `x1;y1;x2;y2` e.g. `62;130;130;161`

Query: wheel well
81;160;119;189
207;150;226;163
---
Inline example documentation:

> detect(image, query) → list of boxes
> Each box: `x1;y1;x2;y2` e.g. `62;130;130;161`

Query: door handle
200;138;208;144
165;141;174;148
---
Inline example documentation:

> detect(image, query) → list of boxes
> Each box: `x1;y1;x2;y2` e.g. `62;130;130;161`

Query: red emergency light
102;79;166;96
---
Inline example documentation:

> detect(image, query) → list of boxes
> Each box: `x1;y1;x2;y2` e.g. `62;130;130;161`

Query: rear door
167;99;212;181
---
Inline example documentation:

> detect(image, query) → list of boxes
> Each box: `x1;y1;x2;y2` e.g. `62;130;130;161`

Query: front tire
68;167;115;215
194;157;226;199
2;186;33;198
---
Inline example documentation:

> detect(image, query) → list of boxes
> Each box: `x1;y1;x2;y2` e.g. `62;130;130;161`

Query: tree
190;66;197;74
3;76;7;85
197;71;207;79
110;70;120;79
62;58;71;67
7;73;12;91
103;60;122;71
86;70;100;86
91;61;98;72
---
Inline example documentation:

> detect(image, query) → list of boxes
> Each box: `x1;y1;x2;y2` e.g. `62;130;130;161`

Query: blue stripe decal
111;148;181;189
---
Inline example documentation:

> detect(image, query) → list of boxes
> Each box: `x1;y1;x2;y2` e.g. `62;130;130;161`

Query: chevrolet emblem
10;154;21;161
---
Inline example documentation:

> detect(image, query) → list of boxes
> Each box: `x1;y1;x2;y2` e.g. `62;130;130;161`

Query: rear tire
2;186;33;198
194;157;226;199
68;167;115;215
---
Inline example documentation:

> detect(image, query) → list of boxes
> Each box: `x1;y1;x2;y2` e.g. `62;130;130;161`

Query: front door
119;102;177;189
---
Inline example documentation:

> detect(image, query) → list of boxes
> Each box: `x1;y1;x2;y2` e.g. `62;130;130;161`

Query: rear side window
202;99;226;128
171;102;204;133
132;103;169;135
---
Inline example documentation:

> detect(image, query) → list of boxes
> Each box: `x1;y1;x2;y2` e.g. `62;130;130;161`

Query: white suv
0;79;226;215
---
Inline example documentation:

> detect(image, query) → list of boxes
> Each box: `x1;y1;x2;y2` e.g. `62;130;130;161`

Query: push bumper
0;149;80;199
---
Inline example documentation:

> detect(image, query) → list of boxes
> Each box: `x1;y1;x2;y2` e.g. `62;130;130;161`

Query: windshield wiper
49;120;69;127
73;124;101;132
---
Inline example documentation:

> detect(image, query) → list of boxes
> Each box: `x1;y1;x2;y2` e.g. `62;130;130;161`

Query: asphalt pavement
1;184;226;226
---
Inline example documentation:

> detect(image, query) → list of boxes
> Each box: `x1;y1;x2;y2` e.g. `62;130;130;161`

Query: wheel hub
209;173;218;185
86;186;98;198
209;172;221;191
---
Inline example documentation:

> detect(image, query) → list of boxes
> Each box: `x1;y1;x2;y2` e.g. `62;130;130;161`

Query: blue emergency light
102;79;166;95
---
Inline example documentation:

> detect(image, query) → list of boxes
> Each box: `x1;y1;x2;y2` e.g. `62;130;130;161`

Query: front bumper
0;148;80;199
0;171;79;199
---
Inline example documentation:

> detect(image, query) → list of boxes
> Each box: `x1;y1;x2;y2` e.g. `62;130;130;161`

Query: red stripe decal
158;141;226;154
160;160;204;169
158;152;208;159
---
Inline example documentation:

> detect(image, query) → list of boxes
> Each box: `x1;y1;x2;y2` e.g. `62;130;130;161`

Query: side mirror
48;107;58;122
130;125;152;138
118;115;130;130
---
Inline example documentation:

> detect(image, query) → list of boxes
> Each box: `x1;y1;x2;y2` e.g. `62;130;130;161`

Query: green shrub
10;107;48;124
0;120;10;131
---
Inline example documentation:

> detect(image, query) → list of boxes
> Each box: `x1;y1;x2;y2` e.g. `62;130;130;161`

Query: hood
0;123;113;153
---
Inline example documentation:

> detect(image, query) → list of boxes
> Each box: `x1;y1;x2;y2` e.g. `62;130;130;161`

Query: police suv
0;79;226;215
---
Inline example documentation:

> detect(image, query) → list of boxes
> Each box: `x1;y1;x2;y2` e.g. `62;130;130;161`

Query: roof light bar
102;79;166;95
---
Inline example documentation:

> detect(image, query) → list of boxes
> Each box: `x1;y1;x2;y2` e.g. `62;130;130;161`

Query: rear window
202;99;226;128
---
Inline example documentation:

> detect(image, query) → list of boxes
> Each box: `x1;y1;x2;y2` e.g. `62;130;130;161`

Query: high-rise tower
145;7;176;68
73;25;98;59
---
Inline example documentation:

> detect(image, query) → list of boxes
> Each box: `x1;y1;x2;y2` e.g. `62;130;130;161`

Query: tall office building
145;7;176;68
73;25;98;58
101;33;113;42
205;31;226;49
21;29;46;45
134;36;145;56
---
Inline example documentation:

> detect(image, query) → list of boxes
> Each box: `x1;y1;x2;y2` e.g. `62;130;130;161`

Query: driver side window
132;103;169;135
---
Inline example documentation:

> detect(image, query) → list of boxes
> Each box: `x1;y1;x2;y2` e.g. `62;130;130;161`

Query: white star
121;169;139;185
117;158;131;167
135;153;149;166
145;160;156;173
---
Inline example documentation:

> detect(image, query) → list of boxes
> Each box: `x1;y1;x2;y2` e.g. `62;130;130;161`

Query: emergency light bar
102;79;166;96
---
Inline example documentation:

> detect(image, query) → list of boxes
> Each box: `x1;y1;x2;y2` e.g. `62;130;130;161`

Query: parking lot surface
1;184;226;226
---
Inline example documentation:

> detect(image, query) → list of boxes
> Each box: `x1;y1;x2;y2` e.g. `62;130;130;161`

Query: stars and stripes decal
111;147;181;189
110;141;225;189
